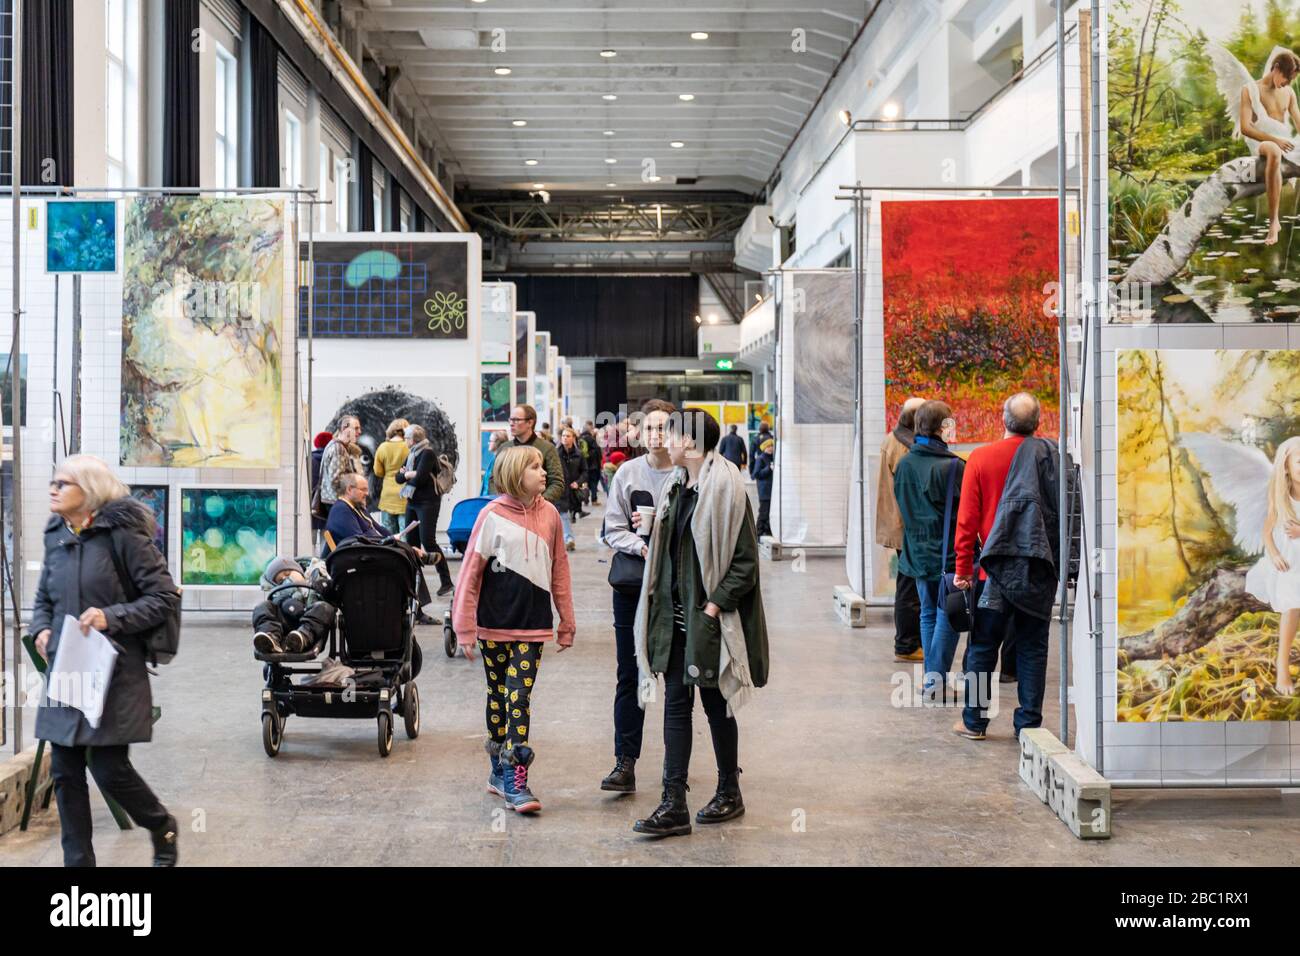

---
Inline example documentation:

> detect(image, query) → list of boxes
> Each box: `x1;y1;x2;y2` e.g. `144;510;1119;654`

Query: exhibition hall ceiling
353;0;875;193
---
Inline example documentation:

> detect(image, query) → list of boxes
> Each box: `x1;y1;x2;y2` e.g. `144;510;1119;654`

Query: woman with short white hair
30;454;182;867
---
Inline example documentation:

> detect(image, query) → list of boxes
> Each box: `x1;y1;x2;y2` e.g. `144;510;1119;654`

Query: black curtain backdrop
595;361;628;419
356;144;374;230
18;0;72;185
164;0;200;187
504;275;699;358
248;17;279;188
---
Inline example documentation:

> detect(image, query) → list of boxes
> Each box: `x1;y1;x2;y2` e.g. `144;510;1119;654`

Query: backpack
434;453;458;496
107;529;182;665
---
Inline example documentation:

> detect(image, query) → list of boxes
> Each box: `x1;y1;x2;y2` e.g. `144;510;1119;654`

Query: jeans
662;627;738;787
611;587;644;759
405;499;453;588
587;469;602;503
893;557;921;656
962;603;1049;736
756;497;772;537
916;577;959;696
50;743;170;867
559;509;574;545
380;511;404;534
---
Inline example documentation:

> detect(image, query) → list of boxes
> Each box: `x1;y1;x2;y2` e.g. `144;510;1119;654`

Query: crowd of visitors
877;390;1062;743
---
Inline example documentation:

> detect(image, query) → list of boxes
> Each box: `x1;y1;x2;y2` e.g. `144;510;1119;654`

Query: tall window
373;173;384;231
333;154;349;230
283;111;302;188
106;0;139;187
214;42;238;190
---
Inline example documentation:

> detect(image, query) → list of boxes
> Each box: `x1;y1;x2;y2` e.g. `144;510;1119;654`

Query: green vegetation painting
46;200;116;273
481;371;511;423
180;487;278;587
1109;0;1300;322
120;197;285;467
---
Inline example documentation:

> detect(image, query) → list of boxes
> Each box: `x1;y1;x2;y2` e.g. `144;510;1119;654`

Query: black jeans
893;556;921;656
50;743;170;867
962;600;1049;736
587;469;602;503
612;587;645;759
756;496;772;537
406;499;453;588
662;626;738;787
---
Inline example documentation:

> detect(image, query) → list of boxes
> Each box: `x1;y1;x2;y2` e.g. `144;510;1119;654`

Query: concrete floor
3;522;1299;866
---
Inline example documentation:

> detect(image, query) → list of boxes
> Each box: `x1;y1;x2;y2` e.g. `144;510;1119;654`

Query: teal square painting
180;487;277;587
46;200;117;273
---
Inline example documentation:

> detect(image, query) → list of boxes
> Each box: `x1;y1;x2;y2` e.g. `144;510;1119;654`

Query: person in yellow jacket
372;418;411;535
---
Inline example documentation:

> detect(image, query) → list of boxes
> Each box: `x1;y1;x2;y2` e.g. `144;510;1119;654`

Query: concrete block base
1019;728;1110;840
0;747;52;837
832;585;868;628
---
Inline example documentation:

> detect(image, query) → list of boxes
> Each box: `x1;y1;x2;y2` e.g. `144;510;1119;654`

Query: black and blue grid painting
298;240;469;339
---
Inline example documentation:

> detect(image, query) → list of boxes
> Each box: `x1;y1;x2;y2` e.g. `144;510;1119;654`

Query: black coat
32;496;181;746
752;450;774;500
394;445;439;507
558;443;586;513
979;436;1061;620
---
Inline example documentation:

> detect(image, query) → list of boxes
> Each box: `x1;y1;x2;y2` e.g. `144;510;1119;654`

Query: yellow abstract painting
120;197;285;468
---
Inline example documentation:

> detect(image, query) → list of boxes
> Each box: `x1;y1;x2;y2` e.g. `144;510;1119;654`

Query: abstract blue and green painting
46;200;117;273
180;487;277;586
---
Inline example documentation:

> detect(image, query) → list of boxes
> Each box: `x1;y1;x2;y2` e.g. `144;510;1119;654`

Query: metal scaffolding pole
1090;0;1106;776
9;0;23;756
1056;0;1071;744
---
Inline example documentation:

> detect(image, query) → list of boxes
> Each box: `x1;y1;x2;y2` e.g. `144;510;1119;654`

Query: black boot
695;769;744;825
151;814;179;867
633;783;691;837
600;755;637;793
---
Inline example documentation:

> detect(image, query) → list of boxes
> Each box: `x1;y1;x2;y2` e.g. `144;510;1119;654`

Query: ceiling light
678;93;695;101
605;158;618;164
670;141;685;148
838;109;852;127
604;130;616;136
533;183;546;188
647;175;662;182
694;315;702;324
512;119;527;127
606;182;617;188
600;49;617;58
494;67;512;75
882;101;900;120
707;314;719;324
525;159;539;166
602;94;618;101
691;32;709;40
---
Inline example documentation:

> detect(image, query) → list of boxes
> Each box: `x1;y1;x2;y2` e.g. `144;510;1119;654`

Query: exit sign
714;358;734;371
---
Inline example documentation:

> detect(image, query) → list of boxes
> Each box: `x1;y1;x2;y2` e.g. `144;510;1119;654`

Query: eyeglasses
508;417;532;424
49;479;79;491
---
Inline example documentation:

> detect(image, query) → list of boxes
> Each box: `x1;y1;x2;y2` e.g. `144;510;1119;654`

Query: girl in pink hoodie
452;445;575;813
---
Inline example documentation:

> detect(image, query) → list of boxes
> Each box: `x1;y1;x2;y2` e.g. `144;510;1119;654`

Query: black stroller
255;538;423;758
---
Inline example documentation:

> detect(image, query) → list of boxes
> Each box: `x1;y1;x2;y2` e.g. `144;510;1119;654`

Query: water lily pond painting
46;200;116;273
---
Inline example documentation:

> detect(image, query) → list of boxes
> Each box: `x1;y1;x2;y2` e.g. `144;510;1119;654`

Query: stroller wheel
404;683;420;739
443;621;457;658
262;712;283;757
377;711;394;757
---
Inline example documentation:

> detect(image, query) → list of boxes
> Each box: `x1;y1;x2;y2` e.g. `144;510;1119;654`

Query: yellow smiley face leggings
479;639;543;752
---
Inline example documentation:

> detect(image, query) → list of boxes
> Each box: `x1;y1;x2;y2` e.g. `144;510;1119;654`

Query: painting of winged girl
1117;349;1300;720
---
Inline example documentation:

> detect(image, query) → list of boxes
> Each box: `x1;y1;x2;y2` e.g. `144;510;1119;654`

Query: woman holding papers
30;455;182;867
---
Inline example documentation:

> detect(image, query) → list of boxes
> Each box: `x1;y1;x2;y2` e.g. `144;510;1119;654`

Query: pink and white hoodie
451;494;575;648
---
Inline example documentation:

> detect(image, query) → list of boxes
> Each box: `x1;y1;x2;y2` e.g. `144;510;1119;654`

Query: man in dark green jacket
632;409;769;839
893;399;964;701
491;403;566;507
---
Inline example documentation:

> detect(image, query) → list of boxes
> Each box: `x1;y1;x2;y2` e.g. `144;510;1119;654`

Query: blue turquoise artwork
180;487;278;586
129;484;169;559
46;200;117;273
298;239;469;338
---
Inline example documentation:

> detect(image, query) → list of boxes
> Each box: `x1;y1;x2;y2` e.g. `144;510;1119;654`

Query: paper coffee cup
636;505;656;536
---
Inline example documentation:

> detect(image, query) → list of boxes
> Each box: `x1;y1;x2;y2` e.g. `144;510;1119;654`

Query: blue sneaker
486;739;505;798
501;745;542;813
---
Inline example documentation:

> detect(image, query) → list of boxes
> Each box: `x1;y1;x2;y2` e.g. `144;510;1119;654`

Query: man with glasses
492;404;568;544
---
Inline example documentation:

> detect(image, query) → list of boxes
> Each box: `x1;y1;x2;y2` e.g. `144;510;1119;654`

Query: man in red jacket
951;392;1041;740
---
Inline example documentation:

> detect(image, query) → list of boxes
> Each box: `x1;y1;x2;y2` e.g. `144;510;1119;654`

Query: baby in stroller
252;556;335;656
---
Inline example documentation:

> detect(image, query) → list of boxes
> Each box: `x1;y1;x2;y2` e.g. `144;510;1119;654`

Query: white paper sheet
47;614;118;729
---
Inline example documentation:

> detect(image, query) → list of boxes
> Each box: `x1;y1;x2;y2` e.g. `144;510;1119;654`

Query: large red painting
881;198;1059;444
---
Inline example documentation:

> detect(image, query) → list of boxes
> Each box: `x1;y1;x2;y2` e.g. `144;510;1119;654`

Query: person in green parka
631;408;769;838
